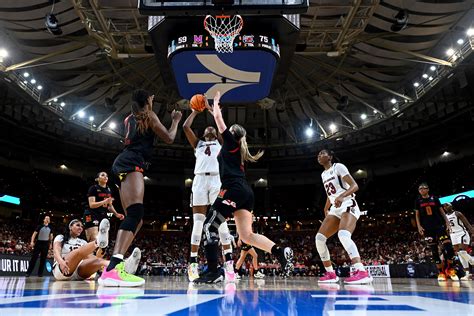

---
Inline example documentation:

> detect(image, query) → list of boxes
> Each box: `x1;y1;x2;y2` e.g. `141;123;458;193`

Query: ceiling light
430;66;436;71
0;48;8;58
89;116;94;122
30;79;36;84
373;109;378;114
305;127;314;137
446;48;455;56
329;123;337;132
390;98;397;104
413;82;420;87
53;98;58;102
457;38;464;45
422;74;428;79
59;164;67;170
109;122;117;129
442;151;450;157
428;76;433;81
467;28;474;36
78;111;85;118
23;80;27;84
23;72;30;78
360;113;367;120
60;102;66;107
37;85;43;90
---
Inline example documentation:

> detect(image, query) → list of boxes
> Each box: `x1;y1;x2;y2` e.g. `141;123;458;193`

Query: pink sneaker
224;260;235;282
318;271;339;283
344;270;373;284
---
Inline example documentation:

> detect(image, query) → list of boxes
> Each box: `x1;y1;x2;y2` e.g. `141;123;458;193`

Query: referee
25;216;53;277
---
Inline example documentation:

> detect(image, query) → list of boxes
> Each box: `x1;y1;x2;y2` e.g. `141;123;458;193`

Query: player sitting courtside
53;219;140;281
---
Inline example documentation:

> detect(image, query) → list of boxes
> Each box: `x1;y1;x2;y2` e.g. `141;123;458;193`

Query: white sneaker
124;247;141;275
96;219;110;249
188;262;199;282
224;260;235;282
460;272;471;281
254;271;265;279
235;273;241;280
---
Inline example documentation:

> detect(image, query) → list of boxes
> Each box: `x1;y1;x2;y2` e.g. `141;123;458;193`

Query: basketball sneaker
98;262;145;287
96;219;110;249
188;262;200;282
318;271;339;283
235;273;241;280
224;260;235;282
446;268;459;281
344;270;373;284
124;247;141;275
437;272;447;281
460;272;471;281
254;271;265;279
193;270;224;284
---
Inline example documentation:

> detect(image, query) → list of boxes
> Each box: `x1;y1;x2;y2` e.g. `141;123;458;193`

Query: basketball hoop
204;15;243;53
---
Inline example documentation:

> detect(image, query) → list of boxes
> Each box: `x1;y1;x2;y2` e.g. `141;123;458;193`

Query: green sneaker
98;262;145;287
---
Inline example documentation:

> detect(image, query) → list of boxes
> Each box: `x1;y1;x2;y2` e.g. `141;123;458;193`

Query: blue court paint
1;287;473;315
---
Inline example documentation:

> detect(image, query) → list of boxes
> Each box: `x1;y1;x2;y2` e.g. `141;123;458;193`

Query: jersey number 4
325;183;337;196
204;146;211;156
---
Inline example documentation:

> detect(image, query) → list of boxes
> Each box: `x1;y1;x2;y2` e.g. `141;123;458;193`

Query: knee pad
202;207;226;246
191;213;206;245
442;242;455;261
338;230;360;259
218;221;232;246
119;203;144;232
430;244;441;264
315;233;330;262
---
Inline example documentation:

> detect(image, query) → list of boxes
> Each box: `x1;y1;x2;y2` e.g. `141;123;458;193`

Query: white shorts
191;174;221;207
328;198;361;220
52;261;83;281
450;231;470;245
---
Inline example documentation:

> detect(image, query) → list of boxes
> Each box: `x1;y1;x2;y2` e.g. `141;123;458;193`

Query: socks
224;253;233;262
353;262;365;271
189;252;198;264
204;243;219;273
325;266;334;272
107;254;124;271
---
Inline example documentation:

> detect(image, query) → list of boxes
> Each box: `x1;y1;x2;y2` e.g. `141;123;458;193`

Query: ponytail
240;137;264;163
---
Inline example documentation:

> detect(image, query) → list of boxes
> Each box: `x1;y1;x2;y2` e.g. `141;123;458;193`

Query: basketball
190;94;207;112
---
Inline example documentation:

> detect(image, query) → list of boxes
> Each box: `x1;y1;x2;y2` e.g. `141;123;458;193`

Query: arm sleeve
35;225;42;233
53;235;64;243
221;129;239;151
87;185;97;197
334;163;350;178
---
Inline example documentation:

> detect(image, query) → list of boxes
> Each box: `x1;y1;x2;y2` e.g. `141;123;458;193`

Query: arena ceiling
0;0;474;162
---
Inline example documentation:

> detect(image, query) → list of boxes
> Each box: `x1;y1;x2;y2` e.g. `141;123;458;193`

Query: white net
204;15;243;53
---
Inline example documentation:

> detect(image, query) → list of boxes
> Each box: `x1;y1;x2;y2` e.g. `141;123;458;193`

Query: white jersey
446;212;467;234
194;140;221;174
53;234;87;261
321;163;355;205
